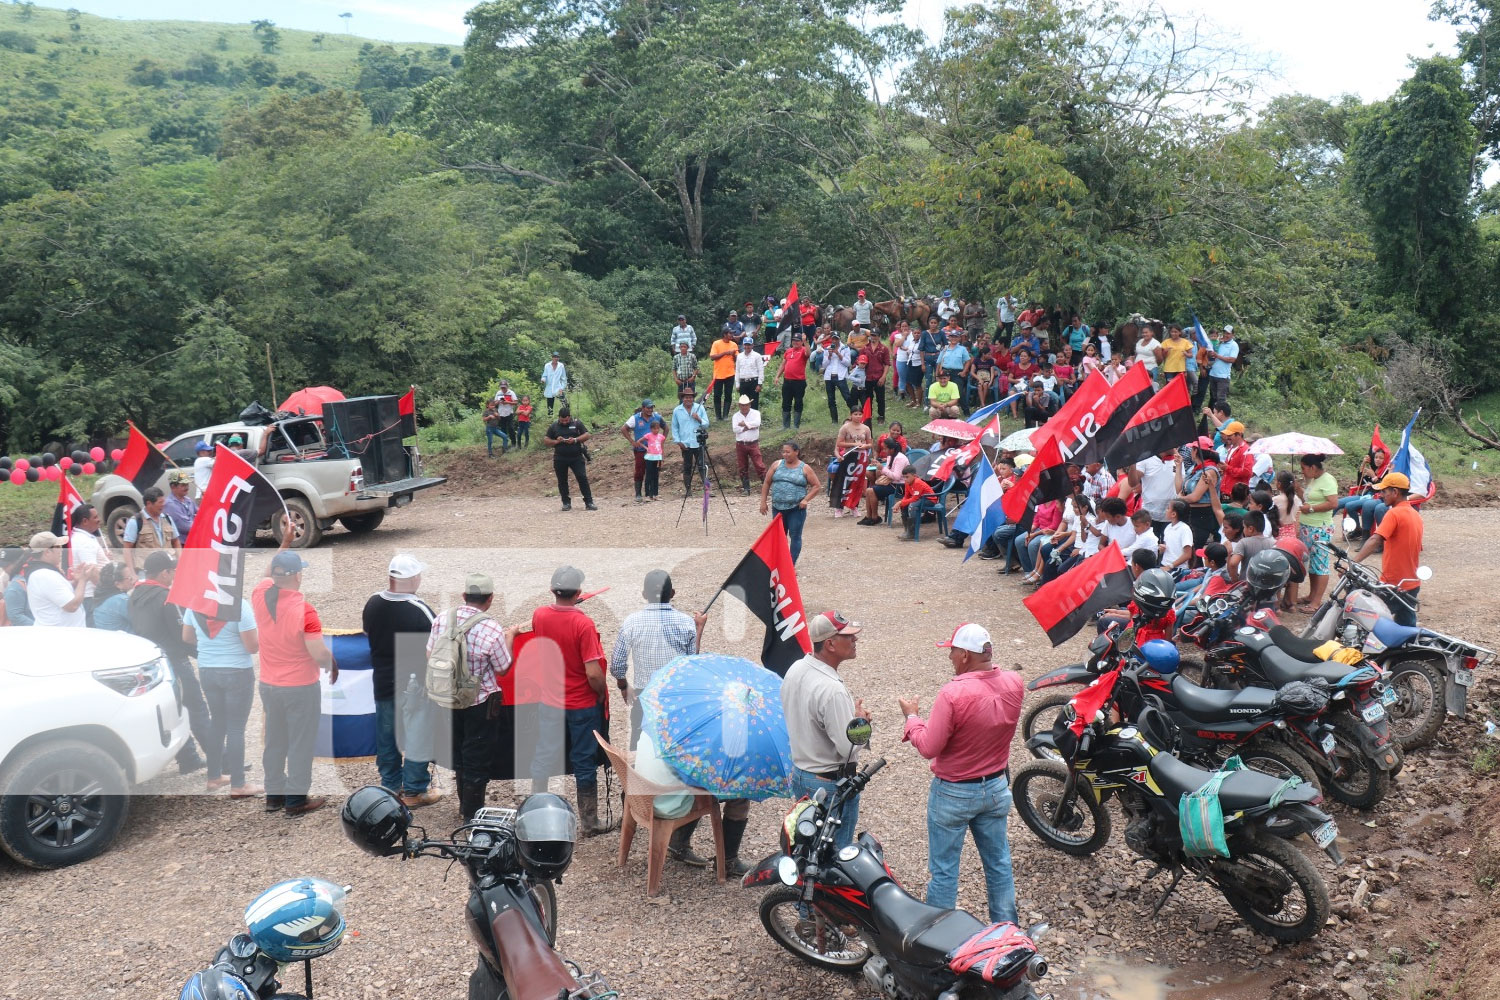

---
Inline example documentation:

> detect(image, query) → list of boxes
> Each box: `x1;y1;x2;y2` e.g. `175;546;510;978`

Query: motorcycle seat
1267;625;1332;662
1371;617;1421;648
868;881;986;967
1170;675;1276;721
1240;631;1353;686
1147;750;1316;813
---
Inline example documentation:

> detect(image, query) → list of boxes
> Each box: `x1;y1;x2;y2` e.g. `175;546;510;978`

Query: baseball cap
738;394;751;405
943;289;952;296
1372;471;1411;491
642;569;672;603
143;550;176;576
1223;324;1234;334
499;378;510;386
270;551;308;575
463;573;494;597
228;435;244;446
742;336;754;345
28;531;66;551
808;610;861;643
677;314;686;320
550;565;584;592
729;310;738;316
1018;321;1032;330
388;554;425;580
1195;435;1217;452
551;350;561;357
937;622;992;653
857;289;866;296
641;398;654;408
851;320;861;328
195;441;212;452
168;469;192;485
1223;421;1246;436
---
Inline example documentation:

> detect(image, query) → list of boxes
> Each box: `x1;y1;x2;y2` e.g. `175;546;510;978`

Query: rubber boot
459;780;488;821
576;786;618;837
793;413;801;429
782;414;791;430
720;817;751;877
668;819;709;867
740;475;751;496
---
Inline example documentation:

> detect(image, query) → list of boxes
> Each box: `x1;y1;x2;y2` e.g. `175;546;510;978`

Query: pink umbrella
920;418;979;442
1248;433;1344;456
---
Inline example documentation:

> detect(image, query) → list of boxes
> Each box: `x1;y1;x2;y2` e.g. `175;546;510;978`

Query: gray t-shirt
781;654;858;773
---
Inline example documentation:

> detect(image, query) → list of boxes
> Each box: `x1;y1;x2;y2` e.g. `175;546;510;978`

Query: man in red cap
782;610;867;848
852;288;873;329
899;624;1024;923
1351;471;1424;626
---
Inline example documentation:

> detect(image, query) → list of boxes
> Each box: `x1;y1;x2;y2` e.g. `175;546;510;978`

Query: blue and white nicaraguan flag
317;631;377;759
1392;409;1432;497
952;455;1008;562
1191;314;1213;352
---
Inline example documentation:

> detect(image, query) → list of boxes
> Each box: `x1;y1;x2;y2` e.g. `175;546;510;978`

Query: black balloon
0;456;10;470
68;465;81;476
24;467;38;482
41;453;56;467
71;450;88;464
29;455;42;468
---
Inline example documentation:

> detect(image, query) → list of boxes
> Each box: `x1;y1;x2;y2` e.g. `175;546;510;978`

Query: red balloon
109;448;123;462
8;470;23;485
59;456;73;470
14;458;29;472
81;462;96;475
46;466;60;481
90;446;105;462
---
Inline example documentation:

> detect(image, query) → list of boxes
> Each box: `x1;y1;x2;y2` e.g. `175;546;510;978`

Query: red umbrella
278;386;346;416
920;418;979;441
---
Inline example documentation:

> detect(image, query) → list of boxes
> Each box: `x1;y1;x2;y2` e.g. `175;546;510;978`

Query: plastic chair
594;733;726;896
911;477;956;541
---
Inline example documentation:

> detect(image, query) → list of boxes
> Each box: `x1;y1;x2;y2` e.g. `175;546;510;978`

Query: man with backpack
425;572;520;821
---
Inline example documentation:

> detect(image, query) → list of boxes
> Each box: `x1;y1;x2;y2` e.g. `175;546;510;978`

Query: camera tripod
675;435;737;533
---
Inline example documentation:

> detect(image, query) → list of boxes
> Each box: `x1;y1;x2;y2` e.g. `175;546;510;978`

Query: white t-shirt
1135;338;1161;371
997;296;1018;324
1123;528;1158;556
1079;516;1103;557
1136;456;1177;521
894;333;913;365
1102;519;1136;551
1162;521;1194;568
27;566;85;627
69;529;108;598
193;455;214;497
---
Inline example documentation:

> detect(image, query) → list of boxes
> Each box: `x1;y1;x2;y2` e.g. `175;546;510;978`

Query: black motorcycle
1014;677;1341;942
743;720;1050;1000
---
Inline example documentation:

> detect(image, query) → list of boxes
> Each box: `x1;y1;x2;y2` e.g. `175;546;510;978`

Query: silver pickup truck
91;405;444;549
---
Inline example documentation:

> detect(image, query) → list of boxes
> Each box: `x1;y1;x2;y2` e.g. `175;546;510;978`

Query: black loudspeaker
322;396;411;485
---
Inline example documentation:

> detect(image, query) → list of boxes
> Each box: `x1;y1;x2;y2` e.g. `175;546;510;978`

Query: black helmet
1245;549;1293;595
179;968;257;1000
1132;568;1175;619
340;785;411;857
513;792;578;880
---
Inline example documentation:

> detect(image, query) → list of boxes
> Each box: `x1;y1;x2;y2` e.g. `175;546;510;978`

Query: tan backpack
425;608;490;710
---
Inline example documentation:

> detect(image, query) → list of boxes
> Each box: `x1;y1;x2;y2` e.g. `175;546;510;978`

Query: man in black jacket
362;554;441;808
128;550;207;774
543;404;596;511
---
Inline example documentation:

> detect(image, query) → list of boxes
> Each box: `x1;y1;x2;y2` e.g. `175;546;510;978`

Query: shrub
0;30;38;53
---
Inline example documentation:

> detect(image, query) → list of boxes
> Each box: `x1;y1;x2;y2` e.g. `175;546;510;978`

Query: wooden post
265;343;278;405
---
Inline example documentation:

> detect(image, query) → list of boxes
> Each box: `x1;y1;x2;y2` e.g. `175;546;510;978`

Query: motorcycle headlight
93;656;168;697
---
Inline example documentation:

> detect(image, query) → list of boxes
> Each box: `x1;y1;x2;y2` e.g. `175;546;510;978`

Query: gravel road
2;472;1496;1000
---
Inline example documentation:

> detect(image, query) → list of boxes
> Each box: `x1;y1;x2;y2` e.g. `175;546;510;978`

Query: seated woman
859;439;909;525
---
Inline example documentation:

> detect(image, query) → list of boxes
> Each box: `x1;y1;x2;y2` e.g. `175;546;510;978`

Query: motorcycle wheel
1236;738;1321;791
758;886;871;973
1211;834;1330;943
1012;759;1112;856
1021;692;1075;742
1323;715;1390;810
1383;659;1446;751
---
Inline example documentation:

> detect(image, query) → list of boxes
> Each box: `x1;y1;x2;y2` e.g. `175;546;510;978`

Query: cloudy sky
70;0;1458;104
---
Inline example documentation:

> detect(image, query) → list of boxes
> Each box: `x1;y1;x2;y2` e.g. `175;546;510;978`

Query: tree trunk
674;160;706;259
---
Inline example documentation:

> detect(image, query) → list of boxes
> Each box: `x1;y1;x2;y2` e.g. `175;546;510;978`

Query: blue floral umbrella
640;653;792;800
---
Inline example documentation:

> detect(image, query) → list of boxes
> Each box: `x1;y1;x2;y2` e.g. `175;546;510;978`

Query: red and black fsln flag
397;387;417;439
115;422;172;492
1075;362;1154;466
715;516;813;675
831;448;868;511
50;475;86;574
168;446;288;633
1023;542;1134;647
1103;374;1197;471
1000;434;1071;532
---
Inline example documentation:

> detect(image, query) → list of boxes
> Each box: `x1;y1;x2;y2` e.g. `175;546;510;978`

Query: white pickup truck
91;401;444;549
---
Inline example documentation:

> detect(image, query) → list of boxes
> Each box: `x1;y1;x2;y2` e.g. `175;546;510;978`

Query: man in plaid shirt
611;569;707;862
427;573;520;820
672;341;699;396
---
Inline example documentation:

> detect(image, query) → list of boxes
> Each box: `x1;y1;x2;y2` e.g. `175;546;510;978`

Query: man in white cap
731;394;765;494
782;610;867;848
735;335;766;409
24;531;95;627
899;623;1024;924
363;554;441;807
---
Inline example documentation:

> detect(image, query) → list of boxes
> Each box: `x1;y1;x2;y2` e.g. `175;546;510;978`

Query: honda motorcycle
743;719;1051;1000
1304;536;1494;750
1014;663;1340;941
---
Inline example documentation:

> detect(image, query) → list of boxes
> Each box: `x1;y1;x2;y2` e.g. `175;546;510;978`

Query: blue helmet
180;968;256;1000
1138;639;1180;675
244;878;349;963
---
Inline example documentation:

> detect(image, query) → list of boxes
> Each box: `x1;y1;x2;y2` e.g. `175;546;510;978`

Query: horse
827;306;855;333
873;298;931;331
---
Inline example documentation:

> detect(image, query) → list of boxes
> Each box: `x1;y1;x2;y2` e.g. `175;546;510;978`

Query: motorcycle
1024;623;1394;809
1014;655;1341;942
186;879;351;1000
742;719;1051;1000
1304;533;1494;750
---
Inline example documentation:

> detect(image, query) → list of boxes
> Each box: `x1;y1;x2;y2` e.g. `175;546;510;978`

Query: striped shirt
610;603;698;689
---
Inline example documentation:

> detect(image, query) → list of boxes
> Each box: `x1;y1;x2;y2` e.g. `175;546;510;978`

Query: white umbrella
997;428;1037;452
1249;433;1344;456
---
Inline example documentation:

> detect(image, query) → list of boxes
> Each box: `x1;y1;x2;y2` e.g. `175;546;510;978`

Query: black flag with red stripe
1103;374;1197;470
1076;362;1154;466
1023;543;1134;646
1000;434;1071;532
115;422;172;492
714;516;814;675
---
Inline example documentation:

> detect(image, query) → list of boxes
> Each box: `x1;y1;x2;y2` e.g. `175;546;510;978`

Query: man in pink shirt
899;623;1024;923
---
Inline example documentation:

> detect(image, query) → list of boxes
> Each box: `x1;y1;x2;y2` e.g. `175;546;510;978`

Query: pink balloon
59;456;73;470
109;448;123;461
14;458;28;472
46;466;60;481
81;462;96;475
8;470;22;485
90;446;105;462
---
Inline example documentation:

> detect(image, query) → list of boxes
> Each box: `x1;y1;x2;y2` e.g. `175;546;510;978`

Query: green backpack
1178;756;1301;859
425;609;489;710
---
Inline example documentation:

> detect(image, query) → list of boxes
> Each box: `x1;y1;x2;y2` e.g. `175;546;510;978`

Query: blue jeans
485;426;508;455
791;767;860;849
533;702;605;792
778;505;807;563
375;697;431;795
986;524;1019;563
1017;534;1045;574
925;776;1017;923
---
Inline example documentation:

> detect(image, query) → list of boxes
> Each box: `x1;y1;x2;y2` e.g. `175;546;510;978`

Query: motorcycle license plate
1455;670;1473;687
1321;733;1336;755
1361;701;1386;723
1312;820;1339;849
1380;685;1398;705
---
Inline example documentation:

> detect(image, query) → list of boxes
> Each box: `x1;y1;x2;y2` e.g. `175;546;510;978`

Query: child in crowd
515;396;533;447
642;417;665;500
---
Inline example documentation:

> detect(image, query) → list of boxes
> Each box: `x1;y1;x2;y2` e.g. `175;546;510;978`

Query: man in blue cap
619;399;658;503
192;440;215;499
251;520;337;815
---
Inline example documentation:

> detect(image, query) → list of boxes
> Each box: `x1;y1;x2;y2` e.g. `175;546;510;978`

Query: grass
0;474;99;545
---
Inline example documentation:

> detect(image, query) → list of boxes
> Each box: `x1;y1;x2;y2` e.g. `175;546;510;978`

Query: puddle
1069;958;1287;1000
1070;959;1169;1000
